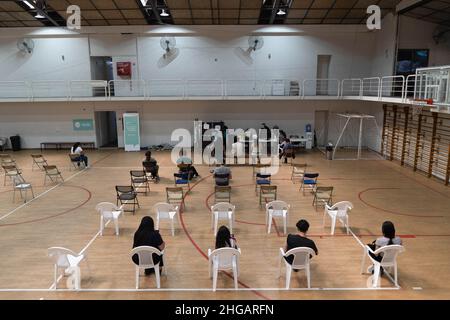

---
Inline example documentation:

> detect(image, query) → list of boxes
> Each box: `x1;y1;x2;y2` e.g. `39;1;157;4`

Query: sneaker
145;268;155;276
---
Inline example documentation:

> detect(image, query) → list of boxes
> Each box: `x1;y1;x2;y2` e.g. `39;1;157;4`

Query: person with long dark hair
132;216;165;275
215;225;237;249
70;142;88;167
367;221;402;274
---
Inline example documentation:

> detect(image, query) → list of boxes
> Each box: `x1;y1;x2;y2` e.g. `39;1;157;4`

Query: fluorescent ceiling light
140;0;148;6
160;9;169;17
277;9;286;15
23;0;35;9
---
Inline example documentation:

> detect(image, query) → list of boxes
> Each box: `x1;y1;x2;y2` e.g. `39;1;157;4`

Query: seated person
285;219;318;266
176;152;199;179
279;138;295;163
273;125;287;144
367;221;402;274
142;151;160;181
215;225;238;249
70;142;88;167
132;216;165;275
210;164;231;186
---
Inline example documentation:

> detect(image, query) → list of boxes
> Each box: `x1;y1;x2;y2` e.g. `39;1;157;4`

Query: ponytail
382;221;396;245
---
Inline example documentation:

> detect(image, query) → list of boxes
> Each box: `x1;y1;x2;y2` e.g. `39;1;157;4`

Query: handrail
362;77;381;98
0;67;448;107
302;78;340;98
380;75;405;99
146;79;185;98
225;79;264;98
31;80;70;100
340;78;362;97
108;79;146;98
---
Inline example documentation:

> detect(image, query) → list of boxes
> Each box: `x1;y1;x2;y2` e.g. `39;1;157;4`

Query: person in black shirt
132;216;165;275
142;151;160;182
285;219;318;265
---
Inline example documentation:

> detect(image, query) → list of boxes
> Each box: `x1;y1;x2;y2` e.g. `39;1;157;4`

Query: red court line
0;185;92;227
379;160;450;199
271;218;282;237
358;187;444;218
179;175;271;300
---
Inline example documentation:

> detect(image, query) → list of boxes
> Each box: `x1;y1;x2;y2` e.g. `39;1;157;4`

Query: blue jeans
74;155;88;167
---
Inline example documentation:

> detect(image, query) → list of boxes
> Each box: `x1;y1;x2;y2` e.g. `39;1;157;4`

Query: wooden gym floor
0;149;449;300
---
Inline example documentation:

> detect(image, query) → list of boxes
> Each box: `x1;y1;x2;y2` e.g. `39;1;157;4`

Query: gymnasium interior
0;0;449;301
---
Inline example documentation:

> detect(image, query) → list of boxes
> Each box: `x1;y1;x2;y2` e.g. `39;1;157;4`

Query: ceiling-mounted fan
433;25;450;48
234;36;264;65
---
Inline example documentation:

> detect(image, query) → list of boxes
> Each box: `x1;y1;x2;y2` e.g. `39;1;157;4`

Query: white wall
0;100;383;150
0;102;95;149
89;35;137;57
371;12;397;77
0;25;378;86
398;16;450;67
137;32;376;82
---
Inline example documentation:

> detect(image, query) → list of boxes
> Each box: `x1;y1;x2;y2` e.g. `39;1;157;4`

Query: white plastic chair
48;247;85;290
361;244;405;288
154;202;179;236
266;200;289;234
323;201;353;235
208;247;241;291
95;202;123;236
131;246;164;289
211;202;235;235
12;175;34;203
279;247;316;289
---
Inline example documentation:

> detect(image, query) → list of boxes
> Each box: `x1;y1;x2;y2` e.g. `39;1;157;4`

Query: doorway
314;110;329;147
316;55;331;95
90;57;114;96
95;111;118;148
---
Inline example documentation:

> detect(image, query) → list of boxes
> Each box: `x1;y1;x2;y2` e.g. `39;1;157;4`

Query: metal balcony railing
0;66;448;112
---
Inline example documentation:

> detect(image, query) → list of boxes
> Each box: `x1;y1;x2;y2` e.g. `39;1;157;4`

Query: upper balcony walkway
0;66;448;113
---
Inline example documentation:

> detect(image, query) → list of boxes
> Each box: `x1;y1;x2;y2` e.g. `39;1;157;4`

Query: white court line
0;167;88;221
348;226;400;288
0;287;401;292
49;181;142;290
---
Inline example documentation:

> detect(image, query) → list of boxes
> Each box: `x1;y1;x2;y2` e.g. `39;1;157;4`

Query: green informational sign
73;119;94;131
123;113;140;151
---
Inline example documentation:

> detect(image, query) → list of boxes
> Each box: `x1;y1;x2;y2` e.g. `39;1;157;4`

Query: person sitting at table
142;150;160;182
70;142;88;168
273;125;287;144
279;138;295;163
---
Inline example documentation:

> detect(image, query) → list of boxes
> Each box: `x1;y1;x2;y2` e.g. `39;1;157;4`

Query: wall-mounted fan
17;38;35;54
160;36;177;59
433;26;450;48
157;36;179;68
234;36;264;66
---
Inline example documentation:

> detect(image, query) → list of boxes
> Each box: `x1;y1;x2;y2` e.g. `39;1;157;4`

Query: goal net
316;112;383;160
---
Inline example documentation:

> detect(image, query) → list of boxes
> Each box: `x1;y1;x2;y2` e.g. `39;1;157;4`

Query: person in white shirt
367;221;402;274
70;142;88;167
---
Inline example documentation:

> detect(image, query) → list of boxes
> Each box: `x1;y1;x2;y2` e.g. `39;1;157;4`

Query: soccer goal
316;112;383;160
